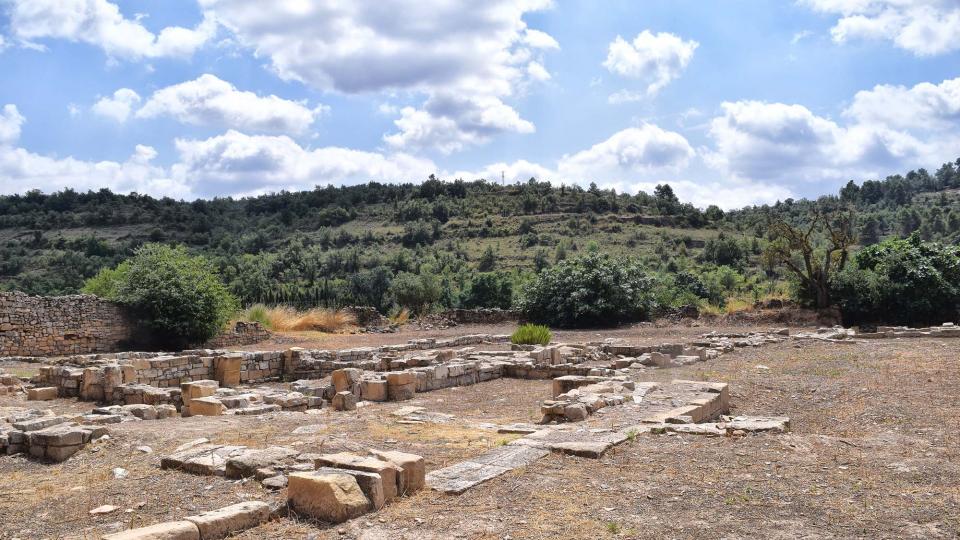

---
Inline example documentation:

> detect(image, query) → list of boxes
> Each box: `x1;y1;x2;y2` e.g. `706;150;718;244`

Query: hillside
1;157;959;311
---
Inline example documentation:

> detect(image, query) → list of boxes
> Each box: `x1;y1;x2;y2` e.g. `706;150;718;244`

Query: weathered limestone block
184;501;270;539
103;521;200;540
331;368;363;394
332;391;357;411
181;380;219;401
313;452;401;503
386;371;416;401
360;379;388;402
287;472;371;523
369;449;425;495
314;467;386;510
213;355;242;388
189;397;225;417
27;387;58;401
225;446;300;479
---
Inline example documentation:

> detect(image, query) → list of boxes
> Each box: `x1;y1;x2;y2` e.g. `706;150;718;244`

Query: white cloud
0;104;185;197
558;125;695;179
172;130;438;197
527;61;551;82
791;30;814;44
6;0;216;60
0;103;436;199
844;76;960;131
603;31;699;97
705;87;958;185
384;93;535;154
198;0;557;152
0;104;25;145
0;35;8;53
92;88;141;122
450;125;789;209
134;74;325;134
801;0;960;55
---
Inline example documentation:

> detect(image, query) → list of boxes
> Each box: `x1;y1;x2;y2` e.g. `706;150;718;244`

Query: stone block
332;391;357;411
360;379;387;402
331;368;362;393
369;449;425;495
27;387;57;401
314;467;386;510
181;380;219;401
185;501;270;539
287;472;370;523
213;355;242;388
313;452;401;503
103;521;200;540
190;397;225;416
225;446;299;479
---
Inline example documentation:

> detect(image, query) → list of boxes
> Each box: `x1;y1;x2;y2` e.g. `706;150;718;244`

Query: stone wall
0;292;135;357
202;321;272;349
440;308;520;324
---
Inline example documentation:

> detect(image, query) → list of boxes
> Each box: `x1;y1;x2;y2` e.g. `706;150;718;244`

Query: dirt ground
232;321;759;352
2;325;959;539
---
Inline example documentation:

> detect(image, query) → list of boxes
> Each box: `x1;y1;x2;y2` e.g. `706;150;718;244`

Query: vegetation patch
510;323;552;346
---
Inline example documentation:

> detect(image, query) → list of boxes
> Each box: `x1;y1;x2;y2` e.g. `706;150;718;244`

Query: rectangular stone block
185;501;270;539
360;380;387;402
313;452;401;503
27;387;58;401
369;449;426;495
288;472;371;523
103;521;200;540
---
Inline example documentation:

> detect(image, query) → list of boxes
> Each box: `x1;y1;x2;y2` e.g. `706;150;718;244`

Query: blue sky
0;0;958;208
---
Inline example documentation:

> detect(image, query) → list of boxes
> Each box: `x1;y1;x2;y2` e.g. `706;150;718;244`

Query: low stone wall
0;292;135;357
203;321;272;348
440;309;520;324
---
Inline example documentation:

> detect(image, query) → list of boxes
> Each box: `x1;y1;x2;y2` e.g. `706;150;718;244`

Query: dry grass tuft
243;304;357;333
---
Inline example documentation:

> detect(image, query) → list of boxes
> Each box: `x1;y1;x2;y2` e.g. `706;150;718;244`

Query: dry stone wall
0;292;134;357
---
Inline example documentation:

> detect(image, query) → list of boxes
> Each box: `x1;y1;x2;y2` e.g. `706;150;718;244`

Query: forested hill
1;157;959;309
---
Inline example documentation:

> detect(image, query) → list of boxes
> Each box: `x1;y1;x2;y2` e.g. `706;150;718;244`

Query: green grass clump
511;323;552;345
243;304;271;328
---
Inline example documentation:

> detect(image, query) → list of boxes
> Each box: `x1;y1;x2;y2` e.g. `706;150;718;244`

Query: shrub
84;244;238;347
390;272;441;314
459;272;513;309
830;234;960;325
511;323;552;345
516;253;655;328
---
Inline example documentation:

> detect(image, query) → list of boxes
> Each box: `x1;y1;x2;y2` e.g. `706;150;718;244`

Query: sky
0;0;958;209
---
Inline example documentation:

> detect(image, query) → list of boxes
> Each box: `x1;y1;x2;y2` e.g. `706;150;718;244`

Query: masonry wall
0;292;135;357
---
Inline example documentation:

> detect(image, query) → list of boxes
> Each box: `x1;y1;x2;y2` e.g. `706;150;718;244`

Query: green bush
511;323;552;345
83;244;238;347
459;272;513;309
831;234;960;325
390;271;441;314
516;253;655;328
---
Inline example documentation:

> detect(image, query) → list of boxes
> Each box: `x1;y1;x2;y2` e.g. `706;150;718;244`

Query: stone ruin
0;328;800;535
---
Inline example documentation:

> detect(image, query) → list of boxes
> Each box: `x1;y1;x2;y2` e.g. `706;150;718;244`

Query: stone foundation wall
0;292;135;357
202;322;272;348
440;308;520;324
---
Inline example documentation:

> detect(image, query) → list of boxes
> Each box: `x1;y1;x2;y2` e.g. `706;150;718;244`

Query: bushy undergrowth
831;234;960;325
511;323;552;345
517;253;654;328
83;244;238;347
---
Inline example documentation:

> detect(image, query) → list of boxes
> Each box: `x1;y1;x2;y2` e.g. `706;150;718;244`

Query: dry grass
243;304;357;333
390;307;410;325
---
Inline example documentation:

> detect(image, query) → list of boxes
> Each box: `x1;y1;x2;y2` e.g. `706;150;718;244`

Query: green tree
84;244;238;347
517;253;654;328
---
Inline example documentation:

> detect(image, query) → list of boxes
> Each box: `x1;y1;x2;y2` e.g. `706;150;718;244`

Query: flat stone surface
185;501;270;540
103;520;200;540
467;445;549;469
512;427;628;458
426;461;511;495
